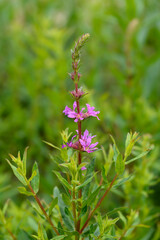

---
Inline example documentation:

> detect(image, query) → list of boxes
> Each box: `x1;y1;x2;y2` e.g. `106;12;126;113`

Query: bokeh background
0;0;160;238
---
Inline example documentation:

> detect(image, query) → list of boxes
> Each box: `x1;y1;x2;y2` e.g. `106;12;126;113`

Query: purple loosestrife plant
6;34;152;240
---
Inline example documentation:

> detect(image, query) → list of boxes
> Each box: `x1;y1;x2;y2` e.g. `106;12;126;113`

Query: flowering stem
79;174;118;234
74;82;82;232
28;184;59;235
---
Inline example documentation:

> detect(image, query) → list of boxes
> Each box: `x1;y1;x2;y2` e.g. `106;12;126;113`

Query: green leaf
107;207;127;217
125;150;150;165
43;140;61;151
31;162;40;194
29;170;37;182
54;187;74;231
118;211;127;226
53;171;72;190
113;176;133;188
125;132;131;150
50;236;66;240
62;193;71;206
7;160;27;185
101;166;108;183
106;217;119;226
97;214;103;233
83;157;95;199
115;154;125;175
27;200;43;217
110;135;120;162
2;200;10;215
18;230;33;240
22;147;29;175
102;145;113;177
8;154;18;164
124;132;139;159
49;197;58;216
78;205;88;219
76;175;94;191
83;186;101;207
18;187;34;196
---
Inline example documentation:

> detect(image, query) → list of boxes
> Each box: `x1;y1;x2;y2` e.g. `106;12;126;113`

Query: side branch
7;228;17;240
79;174;118;234
28;184;59;235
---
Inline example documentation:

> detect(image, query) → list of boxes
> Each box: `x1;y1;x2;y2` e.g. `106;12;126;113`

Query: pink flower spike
81;166;87;171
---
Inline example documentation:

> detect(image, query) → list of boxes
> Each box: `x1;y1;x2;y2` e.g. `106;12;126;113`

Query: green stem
28;184;59;235
80;174;118;234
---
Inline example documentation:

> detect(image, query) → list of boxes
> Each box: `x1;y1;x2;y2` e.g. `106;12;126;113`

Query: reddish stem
29;184;59;235
7;228;17;240
75;82;82;232
80;174;118;234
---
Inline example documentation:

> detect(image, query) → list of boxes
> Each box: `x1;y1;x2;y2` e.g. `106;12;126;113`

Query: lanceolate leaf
49;197;58;216
7;160;27;185
18;230;33;240
53;171;72;190
50;236;66;240
76;175;94;191
125;150;150;165
107;207;127;217
43;140;61;151
54;187;74;231
82;186;101;208
18;187;34;196
83;157;95;199
110;135;120;162
22;147;29;176
31;162;40;194
115;154;125;175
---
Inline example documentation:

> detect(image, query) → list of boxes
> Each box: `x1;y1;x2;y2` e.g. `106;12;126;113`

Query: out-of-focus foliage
0;0;160;239
1;0;160;160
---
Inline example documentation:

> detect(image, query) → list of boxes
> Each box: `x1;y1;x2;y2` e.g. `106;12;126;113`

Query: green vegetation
0;0;160;239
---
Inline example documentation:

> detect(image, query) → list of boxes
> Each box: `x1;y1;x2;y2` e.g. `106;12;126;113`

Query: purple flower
79;130;98;153
63;103;100;122
62;134;78;149
62;129;98;153
83;104;100;120
63;102;85;122
81;166;87;171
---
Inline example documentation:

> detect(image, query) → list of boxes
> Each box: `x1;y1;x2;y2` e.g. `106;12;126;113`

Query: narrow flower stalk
79;174;118;234
28;184;59;235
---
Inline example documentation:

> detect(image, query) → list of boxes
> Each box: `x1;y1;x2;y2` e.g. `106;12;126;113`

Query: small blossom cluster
63;101;100;122
62;130;98;153
70;88;85;100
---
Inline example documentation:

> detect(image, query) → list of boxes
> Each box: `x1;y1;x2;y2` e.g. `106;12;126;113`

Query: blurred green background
0;0;160;238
